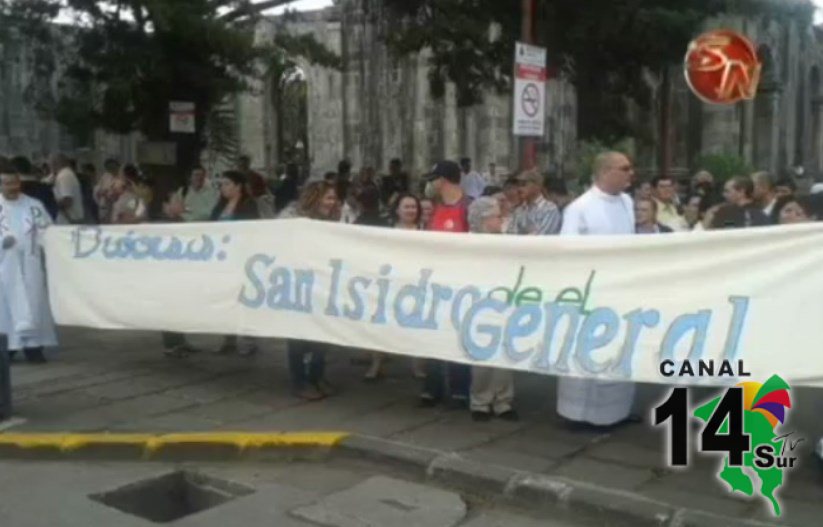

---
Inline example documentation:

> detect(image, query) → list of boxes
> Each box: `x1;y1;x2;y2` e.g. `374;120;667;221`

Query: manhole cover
89;471;255;523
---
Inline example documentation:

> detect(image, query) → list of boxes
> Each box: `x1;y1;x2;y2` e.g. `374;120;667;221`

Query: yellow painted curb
0;432;349;455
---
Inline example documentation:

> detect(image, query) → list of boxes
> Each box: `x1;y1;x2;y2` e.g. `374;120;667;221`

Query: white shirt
763;198;777;218
557;183;636;426
561;185;634;236
53;167;85;225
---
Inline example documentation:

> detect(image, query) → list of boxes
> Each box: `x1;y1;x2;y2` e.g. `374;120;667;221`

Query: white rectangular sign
513;42;547;137
169;101;196;134
44;220;823;387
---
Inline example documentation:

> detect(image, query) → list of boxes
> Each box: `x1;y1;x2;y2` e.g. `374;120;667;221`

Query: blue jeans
421;360;471;402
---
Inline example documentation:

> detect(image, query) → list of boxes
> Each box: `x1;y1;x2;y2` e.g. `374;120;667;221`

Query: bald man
557;151;637;428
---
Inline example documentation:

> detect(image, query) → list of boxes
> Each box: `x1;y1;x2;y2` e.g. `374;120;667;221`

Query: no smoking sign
513;43;546;137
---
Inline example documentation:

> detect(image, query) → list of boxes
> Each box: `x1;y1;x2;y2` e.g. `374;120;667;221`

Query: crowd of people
0;149;821;430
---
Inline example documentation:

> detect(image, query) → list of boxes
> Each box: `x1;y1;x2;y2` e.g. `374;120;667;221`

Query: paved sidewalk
5;328;823;525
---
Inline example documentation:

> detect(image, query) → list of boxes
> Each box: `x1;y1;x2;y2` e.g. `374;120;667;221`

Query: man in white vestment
557;151;637;427
0;164;57;363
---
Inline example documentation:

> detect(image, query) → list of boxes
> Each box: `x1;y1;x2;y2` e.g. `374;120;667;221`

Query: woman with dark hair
362;193;423;382
282;181;340;400
210;171;259;221
392;193;422;229
212;171;260;357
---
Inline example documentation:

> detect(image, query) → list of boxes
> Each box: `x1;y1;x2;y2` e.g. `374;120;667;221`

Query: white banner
44;220;823;387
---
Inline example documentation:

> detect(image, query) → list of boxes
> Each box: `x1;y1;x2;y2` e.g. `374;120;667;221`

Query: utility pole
520;0;536;170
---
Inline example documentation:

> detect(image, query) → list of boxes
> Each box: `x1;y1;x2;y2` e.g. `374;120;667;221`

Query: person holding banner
212;171;261;357
420;161;472;408
556;151;638;428
281;180;340;401
0;162;57;364
467;197;518;422
109;165;148;225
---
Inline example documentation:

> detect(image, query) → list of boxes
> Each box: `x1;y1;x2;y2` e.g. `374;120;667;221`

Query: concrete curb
0;431;784;526
336;434;782;527
0;432;348;461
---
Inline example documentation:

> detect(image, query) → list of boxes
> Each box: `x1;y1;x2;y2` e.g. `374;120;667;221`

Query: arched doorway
753;45;780;172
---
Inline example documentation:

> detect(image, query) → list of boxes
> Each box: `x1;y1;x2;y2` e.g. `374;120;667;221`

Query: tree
382;0;805;143
1;0;339;172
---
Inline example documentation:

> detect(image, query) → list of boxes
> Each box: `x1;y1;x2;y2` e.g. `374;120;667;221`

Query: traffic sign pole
520;0;536;170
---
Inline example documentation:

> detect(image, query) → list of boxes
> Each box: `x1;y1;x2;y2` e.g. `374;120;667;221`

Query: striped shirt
507;196;562;235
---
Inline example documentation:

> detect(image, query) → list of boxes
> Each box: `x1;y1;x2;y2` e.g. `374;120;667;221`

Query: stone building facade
0;29;140;168
241;1;576;181
657;5;823;179
1;1;821;183
236;0;823;181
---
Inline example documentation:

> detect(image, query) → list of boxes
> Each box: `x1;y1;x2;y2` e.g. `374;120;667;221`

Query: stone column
812;96;823;176
752;82;782;173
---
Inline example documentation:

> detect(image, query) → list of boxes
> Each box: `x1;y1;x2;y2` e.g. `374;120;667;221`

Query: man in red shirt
421;161;472;407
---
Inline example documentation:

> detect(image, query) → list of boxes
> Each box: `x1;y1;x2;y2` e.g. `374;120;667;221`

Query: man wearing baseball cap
420;160;472;407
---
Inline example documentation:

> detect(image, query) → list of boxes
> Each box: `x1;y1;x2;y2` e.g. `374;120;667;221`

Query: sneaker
471;411;492;422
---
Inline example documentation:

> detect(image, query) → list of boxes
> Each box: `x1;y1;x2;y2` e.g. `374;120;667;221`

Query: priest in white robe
557;151;637;427
0;168;56;363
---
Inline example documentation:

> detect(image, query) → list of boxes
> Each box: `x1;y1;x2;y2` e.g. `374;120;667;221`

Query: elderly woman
466;197;518;422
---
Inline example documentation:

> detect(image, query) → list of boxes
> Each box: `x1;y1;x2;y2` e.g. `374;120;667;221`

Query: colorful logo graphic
655;375;801;516
685;29;762;104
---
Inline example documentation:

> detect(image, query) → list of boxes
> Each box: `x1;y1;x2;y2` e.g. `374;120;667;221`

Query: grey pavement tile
639;485;754;517
583;439;666;469
458;509;579;527
13;392;110;424
461;446;558;474
10;363;93;387
161;377;262;405
262;462;374;495
291;475;467;527
549;456;657;491
390;416;524;452
748;498;823;526
109;413;225;433
338;401;445;437
177;398;279;424
52;394;197;430
82;373;218;401
480;433;588;461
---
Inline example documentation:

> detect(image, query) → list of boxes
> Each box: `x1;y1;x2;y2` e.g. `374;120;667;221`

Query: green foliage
382;0;773;141
5;0;339;166
694;153;752;184
574;137;635;187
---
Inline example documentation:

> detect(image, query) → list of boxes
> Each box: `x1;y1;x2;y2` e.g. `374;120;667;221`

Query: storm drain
89;471;255;523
